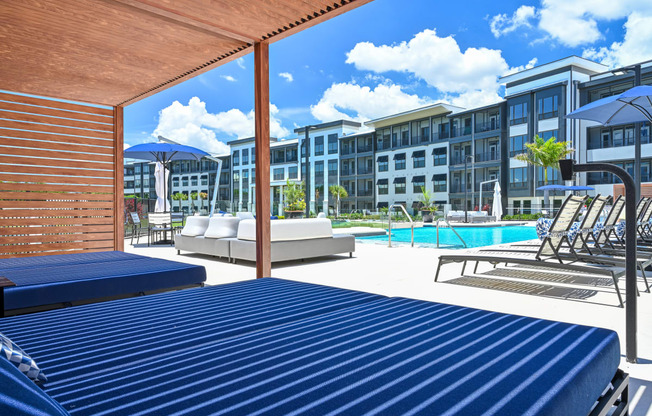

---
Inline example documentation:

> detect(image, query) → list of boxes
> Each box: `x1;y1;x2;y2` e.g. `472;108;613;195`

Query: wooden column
114;106;125;251
254;41;271;278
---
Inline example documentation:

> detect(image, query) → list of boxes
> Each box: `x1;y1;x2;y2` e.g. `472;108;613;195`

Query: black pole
464;157;468;223
560;159;637;363
633;65;642;201
304;127;311;218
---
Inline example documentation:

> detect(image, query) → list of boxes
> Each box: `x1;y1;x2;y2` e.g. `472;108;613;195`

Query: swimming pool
357;225;537;248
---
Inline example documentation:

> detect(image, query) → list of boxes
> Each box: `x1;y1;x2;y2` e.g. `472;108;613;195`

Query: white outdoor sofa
174;215;355;263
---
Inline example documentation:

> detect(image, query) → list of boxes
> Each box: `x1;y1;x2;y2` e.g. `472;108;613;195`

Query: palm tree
329;185;348;218
515;135;574;210
171;192;188;212
190;192;198;213
199;192;208;213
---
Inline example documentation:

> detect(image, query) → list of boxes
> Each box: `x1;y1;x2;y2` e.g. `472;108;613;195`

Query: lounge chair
436;195;628;306
0;278;628;416
0;251;206;316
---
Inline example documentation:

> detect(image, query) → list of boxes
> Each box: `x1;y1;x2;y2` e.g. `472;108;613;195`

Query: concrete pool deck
126;237;652;415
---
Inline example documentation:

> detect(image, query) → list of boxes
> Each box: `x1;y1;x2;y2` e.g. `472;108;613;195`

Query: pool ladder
435;218;467;248
388;204;414;248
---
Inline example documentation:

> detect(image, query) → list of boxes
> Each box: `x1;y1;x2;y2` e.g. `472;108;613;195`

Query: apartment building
125;56;652;217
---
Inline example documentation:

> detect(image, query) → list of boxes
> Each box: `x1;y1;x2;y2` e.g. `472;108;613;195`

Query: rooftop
365;102;464;129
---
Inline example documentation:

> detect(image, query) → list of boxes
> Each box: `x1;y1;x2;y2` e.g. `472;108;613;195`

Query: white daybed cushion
180;216;210;237
236;212;255;220
237;218;332;242
204;217;241;239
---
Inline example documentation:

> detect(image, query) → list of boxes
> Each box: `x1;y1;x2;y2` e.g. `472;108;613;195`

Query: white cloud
344;28;532;110
311;83;431;122
236;58;246;69
491;1;652;48
490;5;537;38
583;11;652;67
279;72;294;82
153;97;290;154
221;75;236;82
502;58;539;77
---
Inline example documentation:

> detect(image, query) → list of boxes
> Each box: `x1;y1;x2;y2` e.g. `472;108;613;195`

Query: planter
284;210;304;219
420;210;434;223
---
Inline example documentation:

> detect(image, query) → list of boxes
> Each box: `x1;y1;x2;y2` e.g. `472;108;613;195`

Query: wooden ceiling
0;0;372;107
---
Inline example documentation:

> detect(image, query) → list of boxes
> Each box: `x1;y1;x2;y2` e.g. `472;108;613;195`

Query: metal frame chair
147;212;173;246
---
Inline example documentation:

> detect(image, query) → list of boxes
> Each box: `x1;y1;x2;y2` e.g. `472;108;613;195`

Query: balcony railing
411;135;430;145
536;179;562;187
432;131;450;141
475;120;500;133
357;167;373;175
356;144;373;153
340;169;354;177
450;155;473;165
474;151;500;163
357;189;373;197
449;185;472;193
509;182;528;189
451;126;472;137
341;146;355;155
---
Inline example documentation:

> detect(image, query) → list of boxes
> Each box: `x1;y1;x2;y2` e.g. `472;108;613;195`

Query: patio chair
171;212;185;234
148;212;173;246
128;212;145;245
435;194;629;307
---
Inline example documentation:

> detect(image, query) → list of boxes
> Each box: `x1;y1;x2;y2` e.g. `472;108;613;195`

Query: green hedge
502;213;543;220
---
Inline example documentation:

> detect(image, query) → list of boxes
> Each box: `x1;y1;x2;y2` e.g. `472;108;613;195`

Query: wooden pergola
0;0;372;277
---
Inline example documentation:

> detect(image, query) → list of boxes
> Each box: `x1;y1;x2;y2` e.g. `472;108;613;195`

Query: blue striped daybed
0;251;206;315
0;278;627;415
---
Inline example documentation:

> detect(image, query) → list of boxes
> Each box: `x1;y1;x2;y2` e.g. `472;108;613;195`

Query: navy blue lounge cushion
0;251;206;311
0;332;47;383
0;357;69;416
0;279;620;416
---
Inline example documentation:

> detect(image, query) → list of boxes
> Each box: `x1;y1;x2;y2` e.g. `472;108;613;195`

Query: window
134;165;141;174
538;95;559;120
242;148;249;165
286;147;297;162
201;176;208;186
536;166;560;186
625;127;635;146
394;153;406;170
432;148;447;166
432;174;447;192
182;176;188;187
233;150;240;166
288;166;298;179
328;159;338;177
377;155;388;172
394;177;406;194
191;176;198;186
172;178;179;187
273;168;284;181
412;150;425;168
400;125;409;146
510;167;528;188
509;102;528;125
219;172;229;185
328;134;338;154
412;175;425;193
377;178;388;195
314;161;324;182
510;135;527;157
314;136;324;156
251;150;255;164
539;130;558;141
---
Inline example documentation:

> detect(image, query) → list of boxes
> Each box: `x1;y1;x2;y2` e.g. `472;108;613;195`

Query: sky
123;0;652;155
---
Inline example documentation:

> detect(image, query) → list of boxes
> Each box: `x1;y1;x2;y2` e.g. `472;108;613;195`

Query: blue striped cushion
535;218;552;240
0;333;46;384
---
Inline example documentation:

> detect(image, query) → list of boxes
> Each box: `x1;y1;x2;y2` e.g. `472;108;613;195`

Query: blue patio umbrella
567;185;595;191
124;142;209;211
566;85;652;125
536;184;571;191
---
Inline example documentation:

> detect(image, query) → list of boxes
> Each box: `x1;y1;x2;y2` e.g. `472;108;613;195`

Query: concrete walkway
126;238;652;415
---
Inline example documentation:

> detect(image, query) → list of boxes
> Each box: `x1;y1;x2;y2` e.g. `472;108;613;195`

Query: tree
515;135;574;209
171;192;188;212
199;192;208;212
283;179;306;211
190;192;198;213
329;185;348;218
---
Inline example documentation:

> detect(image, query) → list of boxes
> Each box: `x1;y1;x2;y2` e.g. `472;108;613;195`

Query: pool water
358;225;537;248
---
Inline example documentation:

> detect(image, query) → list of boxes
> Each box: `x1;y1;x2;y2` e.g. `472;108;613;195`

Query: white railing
435;218;467;248
388;204;414;247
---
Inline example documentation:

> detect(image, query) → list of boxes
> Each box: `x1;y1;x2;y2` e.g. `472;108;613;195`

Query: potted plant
171;192;187;213
418;186;438;223
283;179;306;219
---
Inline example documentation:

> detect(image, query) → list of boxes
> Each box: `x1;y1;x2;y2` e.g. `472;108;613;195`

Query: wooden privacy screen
0;92;123;257
614;184;652;199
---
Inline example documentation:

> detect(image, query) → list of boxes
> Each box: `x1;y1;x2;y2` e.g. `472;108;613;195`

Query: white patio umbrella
492;181;503;220
154;162;169;212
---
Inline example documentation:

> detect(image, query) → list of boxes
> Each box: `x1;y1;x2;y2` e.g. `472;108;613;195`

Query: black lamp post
560;159;638;363
464;155;473;222
303;126;314;218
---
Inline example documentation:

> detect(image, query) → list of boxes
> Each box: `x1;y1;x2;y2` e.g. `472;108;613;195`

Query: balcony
357;167;373;175
509;182;528;189
451;126;472;138
357;189;373;197
411;135;430;145
450;155;473;166
356;144;373;153
449;184;472;193
341;146;355;156
536;179;562;187
475;120;500;133
432;131;450;141
474;151;500;163
340;169;355;177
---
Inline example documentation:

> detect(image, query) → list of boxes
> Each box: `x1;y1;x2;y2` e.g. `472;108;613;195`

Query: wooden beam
254;41;271;279
110;0;256;44
114;106;125;251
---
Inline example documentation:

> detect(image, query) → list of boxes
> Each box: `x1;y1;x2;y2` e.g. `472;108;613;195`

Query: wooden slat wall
0;92;122;257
